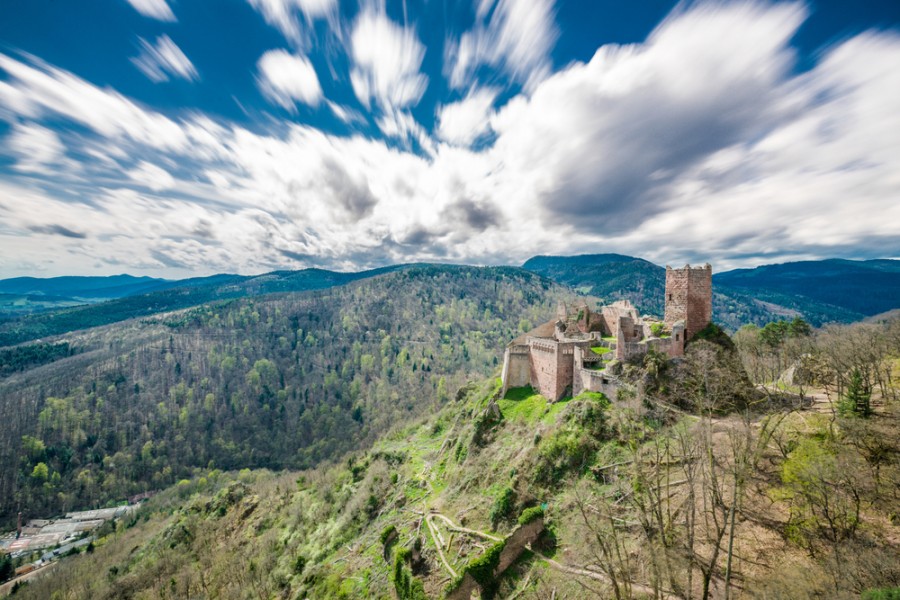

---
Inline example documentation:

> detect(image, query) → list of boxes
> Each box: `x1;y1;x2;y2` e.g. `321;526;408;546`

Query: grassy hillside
11;320;899;600
0;265;570;525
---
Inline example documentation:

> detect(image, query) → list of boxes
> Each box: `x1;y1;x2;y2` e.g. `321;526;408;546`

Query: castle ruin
500;264;712;401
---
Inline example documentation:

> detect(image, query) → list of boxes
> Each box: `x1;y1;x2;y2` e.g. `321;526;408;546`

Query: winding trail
428;510;678;599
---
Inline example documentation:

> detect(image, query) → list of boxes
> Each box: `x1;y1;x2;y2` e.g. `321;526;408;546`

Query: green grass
602;336;616;342
571;391;610;407
499;387;550;425
541;398;573;424
589;346;612;355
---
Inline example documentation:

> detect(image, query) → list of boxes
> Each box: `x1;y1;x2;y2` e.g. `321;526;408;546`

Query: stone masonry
501;264;713;402
664;263;712;340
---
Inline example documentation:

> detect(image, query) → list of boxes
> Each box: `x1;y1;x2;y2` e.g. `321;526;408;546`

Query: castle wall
574;367;619;401
664;264;712;340
501;345;531;396
686;266;712;339
555;343;575;400
528;339;563;401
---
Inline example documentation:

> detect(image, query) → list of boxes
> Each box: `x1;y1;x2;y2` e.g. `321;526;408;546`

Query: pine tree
843;368;871;417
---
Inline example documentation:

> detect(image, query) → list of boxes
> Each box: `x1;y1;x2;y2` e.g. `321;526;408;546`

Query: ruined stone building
500;264;712;401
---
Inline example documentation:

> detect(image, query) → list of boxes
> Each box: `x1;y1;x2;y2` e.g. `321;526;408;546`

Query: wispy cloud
128;161;176;192
447;0;558;90
0;53;187;150
349;6;428;111
1;2;899;277
125;0;176;22
6;122;67;174
436;87;498;146
256;49;323;110
131;35;199;83
247;0;337;44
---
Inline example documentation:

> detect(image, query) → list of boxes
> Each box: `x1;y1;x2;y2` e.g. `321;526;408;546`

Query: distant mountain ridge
1;256;897;347
0;274;172;298
521;254;900;329
714;258;900;318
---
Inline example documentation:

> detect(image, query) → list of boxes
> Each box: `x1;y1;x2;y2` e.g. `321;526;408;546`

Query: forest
6;311;897;599
0;266;567;525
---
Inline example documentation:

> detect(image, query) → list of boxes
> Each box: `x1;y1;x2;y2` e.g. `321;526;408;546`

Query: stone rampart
501;346;531;396
664;264;712;340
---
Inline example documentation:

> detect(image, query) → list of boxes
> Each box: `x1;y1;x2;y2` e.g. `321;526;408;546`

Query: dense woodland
0;266;567;525
8;314;898;599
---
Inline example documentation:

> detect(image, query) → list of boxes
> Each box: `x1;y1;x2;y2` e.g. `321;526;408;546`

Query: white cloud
448;0;557;90
247;0;337;44
6;122;66;174
326;101;364;124
436;87;498;145
349;7;428;110
125;0;176;21
131;35;199;83
128;161;176;191
0;53;187;151
1;2;900;278
256;49;323;109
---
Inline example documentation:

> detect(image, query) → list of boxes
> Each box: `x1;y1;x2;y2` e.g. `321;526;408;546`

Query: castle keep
501;264;712;401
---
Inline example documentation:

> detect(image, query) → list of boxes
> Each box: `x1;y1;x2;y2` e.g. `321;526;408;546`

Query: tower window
668;294;673;301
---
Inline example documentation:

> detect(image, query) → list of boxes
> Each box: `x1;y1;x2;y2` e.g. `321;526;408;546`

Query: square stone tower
664;264;712;340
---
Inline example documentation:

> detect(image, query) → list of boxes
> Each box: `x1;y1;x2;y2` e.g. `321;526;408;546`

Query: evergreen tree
843;368;871;417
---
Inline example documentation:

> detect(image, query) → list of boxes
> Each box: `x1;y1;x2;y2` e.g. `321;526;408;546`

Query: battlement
664;264;712;340
502;261;713;401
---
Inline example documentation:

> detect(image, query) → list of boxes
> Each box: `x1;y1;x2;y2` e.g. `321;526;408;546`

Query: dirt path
424;512;457;578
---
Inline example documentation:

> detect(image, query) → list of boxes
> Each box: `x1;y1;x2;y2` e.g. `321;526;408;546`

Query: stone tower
664;264;712;340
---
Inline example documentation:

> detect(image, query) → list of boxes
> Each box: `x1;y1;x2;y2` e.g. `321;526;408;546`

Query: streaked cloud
247;0;337;44
130;35;199;83
125;0;176;22
448;0;558;90
0;1;898;278
6;122;66;174
436;87;498;146
349;6;428;111
127;161;176;192
256;49;323;109
0;53;188;151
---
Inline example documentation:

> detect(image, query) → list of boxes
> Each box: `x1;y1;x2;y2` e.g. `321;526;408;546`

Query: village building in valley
501;264;713;401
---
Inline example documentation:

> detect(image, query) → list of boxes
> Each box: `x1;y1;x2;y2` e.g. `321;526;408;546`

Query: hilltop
0;265;572;525
8;311;899;599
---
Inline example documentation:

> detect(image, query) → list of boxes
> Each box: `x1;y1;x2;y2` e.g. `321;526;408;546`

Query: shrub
862;588;900;600
293;555;307;574
465;540;506;599
489;487;516;529
379;524;397;546
517;506;544;526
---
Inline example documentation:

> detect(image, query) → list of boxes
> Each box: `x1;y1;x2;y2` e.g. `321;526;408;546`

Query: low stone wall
495;517;544;573
444;517;545;600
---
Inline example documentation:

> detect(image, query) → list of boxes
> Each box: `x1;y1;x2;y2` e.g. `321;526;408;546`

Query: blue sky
0;0;898;278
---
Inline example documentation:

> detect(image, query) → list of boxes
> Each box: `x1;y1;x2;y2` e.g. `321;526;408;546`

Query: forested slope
12;316;899;600
0;267;403;346
0;265;567;525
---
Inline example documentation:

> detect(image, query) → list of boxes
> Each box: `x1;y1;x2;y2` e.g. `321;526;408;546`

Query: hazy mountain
0;274;172;299
714;258;900;318
522;254;900;328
